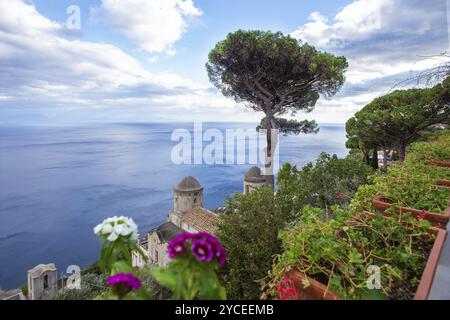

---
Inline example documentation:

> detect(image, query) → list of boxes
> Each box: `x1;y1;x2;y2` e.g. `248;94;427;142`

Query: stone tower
243;166;267;194
173;176;203;213
27;263;57;300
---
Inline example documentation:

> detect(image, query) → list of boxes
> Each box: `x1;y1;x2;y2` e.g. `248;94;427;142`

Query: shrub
277;152;373;218
217;187;288;300
44;273;107;300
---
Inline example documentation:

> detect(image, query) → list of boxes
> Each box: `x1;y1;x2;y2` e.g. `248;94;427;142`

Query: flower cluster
107;273;141;299
94;216;138;242
107;273;142;290
277;277;298;300
168;232;226;266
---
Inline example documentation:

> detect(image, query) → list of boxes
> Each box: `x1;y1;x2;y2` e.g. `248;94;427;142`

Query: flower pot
427;160;450;168
372;196;450;229
285;270;340;300
437;179;450;187
285;212;447;300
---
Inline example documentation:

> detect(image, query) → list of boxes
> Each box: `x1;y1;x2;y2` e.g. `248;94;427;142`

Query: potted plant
283;270;340;300
437;179;450;187
267;207;447;300
372;195;450;229
281;216;447;300
427;159;450;168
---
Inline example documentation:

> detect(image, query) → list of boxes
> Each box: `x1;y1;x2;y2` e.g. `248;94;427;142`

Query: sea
0;122;348;290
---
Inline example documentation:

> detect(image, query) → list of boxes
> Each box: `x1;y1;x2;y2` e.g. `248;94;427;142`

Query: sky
0;0;448;124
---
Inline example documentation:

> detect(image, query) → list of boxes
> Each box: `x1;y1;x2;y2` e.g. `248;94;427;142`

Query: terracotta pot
285;212;447;300
372;196;450;229
427;160;450;168
285;270;340;300
437;179;450;187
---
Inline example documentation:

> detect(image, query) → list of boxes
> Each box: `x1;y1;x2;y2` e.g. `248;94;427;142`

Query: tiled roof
153;222;183;243
181;207;222;234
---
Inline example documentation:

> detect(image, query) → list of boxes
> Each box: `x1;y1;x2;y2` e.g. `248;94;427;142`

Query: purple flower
215;246;227;266
107;273;141;290
191;239;214;262
167;232;227;266
167;233;190;259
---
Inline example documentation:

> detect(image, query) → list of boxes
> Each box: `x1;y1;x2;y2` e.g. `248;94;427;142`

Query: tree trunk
264;117;275;188
363;149;370;165
371;148;379;170
383;149;389;169
399;143;407;161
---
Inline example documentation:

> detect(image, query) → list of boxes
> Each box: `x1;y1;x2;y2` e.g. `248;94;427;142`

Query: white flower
94;216;139;242
114;223;131;236
107;232;119;242
102;223;113;234
93;223;103;235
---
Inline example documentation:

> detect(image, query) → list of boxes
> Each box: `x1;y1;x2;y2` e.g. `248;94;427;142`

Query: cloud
0;0;249;124
93;0;202;55
290;0;449;123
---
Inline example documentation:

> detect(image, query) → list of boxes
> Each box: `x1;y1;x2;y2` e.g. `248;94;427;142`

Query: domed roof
174;176;203;192
244;166;266;183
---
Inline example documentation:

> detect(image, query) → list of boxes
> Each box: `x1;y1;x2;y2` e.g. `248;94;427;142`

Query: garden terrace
267;131;450;300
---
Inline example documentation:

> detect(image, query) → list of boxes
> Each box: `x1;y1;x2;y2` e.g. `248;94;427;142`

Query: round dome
174;176;203;192
244;166;266;183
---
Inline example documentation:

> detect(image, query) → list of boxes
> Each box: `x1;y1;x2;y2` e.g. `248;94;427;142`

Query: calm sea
0;122;347;289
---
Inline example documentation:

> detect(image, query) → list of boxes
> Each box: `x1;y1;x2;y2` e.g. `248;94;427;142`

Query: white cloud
0;0;250;124
289;0;449;123
93;0;202;55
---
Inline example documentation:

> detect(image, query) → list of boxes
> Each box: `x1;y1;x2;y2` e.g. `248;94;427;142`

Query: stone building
243;166;267;194
27;263;58;300
133;176;221;268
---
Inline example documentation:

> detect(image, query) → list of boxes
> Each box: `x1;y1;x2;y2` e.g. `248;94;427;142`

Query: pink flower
107;273;141;290
167;232;227;265
107;273;141;299
418;210;427;220
191;239;214;262
277;277;299;300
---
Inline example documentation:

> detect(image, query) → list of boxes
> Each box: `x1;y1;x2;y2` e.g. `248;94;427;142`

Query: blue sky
0;0;448;124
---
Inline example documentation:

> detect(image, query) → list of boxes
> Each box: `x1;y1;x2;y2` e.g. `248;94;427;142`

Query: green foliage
351;135;450;214
217;187;289;299
346;77;450;161
44;273;107;300
266;133;448;300
81;262;101;276
351;165;450;214
206;30;348;113
407;130;450;163
207;30;347;180
150;256;226;300
267;206;434;300
19;284;28;297
136;268;172;300
257;117;319;135
277;153;373;217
